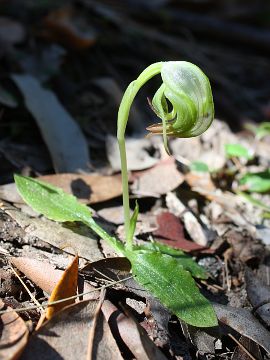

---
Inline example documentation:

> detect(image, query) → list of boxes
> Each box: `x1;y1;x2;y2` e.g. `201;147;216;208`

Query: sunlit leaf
134;241;208;279
14;174;92;223
130;251;217;327
190;161;209;173
225;144;253;160
128;201;139;244
240;170;270;193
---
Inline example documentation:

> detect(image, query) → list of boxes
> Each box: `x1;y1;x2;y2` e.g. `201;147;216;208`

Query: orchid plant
15;61;217;327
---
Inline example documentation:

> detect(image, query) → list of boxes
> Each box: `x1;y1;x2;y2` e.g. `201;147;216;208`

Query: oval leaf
14;174;92;223
131;251;217;327
134;242;208;279
225;144;253;160
240;171;270;193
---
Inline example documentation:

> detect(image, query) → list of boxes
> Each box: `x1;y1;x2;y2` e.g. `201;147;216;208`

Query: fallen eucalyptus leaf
0;173;123;205
232;336;263;360
214;303;270;353
102;300;167;360
245;268;270;327
106;135;158;172
131;158;184;197
0;299;29;360
21;300;123;360
45;255;78;321
12;74;90;172
166;192;210;246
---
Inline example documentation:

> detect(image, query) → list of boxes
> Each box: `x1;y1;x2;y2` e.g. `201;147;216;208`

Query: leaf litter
2;118;270;358
1;2;270;358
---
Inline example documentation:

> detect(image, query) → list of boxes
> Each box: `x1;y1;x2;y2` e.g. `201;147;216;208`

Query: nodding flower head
146;61;214;151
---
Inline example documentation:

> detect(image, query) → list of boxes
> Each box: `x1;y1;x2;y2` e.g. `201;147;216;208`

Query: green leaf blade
240;171;270;193
225;144;253;160
14;174;92;223
131;251;217;327
190;161;209;173
134;241;208;279
128;201;139;245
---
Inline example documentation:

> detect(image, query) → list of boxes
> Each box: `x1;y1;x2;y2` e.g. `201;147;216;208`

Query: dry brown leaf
245;269;270;327
153;211;208;252
10;257;64;295
45;255;78;321
131;157;184;197
39;173;123;204
0;299;29;360
102;300;167;360
10;257;98;301
20;300;123;360
82;257;131;282
10;256;165;358
106;135;158;172
225;230;264;267
185;172;216;193
232;335;263;360
42;6;96;50
166;192;210;246
214;303;270;354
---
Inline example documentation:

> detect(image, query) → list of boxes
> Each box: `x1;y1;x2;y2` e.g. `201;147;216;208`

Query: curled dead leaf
0;299;29;360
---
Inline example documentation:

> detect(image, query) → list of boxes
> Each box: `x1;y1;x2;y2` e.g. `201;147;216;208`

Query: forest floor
0;1;270;359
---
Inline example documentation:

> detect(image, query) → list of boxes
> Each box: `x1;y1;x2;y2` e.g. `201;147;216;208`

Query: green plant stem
117;62;163;249
84;217;126;255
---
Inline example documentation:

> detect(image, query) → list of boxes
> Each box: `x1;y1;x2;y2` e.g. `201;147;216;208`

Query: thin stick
228;333;257;360
86;288;106;360
9;263;44;313
0;275;133;315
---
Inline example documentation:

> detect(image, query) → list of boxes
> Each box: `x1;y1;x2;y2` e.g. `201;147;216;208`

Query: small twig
0;275;133;315
9;263;44;314
228;334;257;360
86;288;106;360
91;267;115;282
223;248;232;291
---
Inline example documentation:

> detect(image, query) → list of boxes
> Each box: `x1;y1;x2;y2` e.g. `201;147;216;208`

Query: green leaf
134;241;208;279
130;251;217;327
190;161;209;173
14;174;92;223
128;201;139;244
225;144;253;160
240;170;270;193
15;175;126;255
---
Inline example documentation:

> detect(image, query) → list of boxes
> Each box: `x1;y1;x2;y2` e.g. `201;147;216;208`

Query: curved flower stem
117;62;163;250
